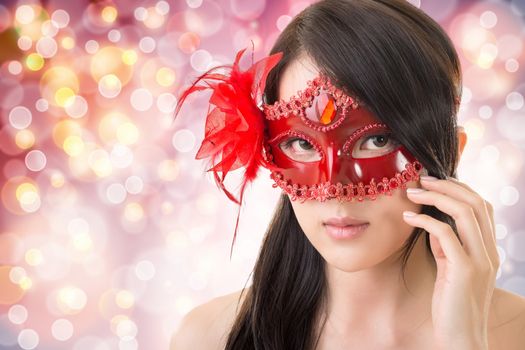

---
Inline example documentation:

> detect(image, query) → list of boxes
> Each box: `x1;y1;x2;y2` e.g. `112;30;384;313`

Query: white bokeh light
25;150;47;172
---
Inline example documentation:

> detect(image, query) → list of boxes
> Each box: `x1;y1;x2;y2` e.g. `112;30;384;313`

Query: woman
171;0;525;349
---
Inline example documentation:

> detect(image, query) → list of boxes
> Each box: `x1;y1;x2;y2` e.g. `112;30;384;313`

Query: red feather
174;45;283;259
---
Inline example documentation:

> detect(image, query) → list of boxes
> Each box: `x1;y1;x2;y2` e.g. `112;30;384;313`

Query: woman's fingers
446;176;498;264
402;211;470;267
405;189;489;267
417;176;499;268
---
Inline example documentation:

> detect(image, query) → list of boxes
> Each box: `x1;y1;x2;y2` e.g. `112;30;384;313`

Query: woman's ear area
457;125;467;161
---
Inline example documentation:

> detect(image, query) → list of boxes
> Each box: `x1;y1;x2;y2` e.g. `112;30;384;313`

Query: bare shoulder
488;287;525;350
169;288;249;350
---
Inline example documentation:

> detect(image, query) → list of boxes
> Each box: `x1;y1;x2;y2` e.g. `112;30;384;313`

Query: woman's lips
322;217;369;240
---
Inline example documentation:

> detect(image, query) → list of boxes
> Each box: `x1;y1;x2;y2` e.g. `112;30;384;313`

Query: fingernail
420;175;437;181
403;211;418;217
406;188;425;194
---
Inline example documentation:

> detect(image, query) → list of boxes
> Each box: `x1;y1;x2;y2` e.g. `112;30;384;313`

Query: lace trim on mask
269;160;423;202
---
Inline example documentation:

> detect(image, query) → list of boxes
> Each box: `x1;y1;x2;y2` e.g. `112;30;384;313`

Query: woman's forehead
278;55;320;101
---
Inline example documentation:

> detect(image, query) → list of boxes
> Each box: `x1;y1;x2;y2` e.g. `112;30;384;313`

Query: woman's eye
278;137;322;162
360;134;393;150
352;133;400;158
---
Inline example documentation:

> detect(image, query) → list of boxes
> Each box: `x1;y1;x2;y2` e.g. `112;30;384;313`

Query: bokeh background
0;0;524;349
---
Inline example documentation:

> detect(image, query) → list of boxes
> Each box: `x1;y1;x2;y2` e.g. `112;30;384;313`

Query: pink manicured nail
420;175;437;181
403;211;417;217
406;188;425;194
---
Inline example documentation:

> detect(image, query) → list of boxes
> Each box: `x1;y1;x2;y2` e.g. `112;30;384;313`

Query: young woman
171;0;525;349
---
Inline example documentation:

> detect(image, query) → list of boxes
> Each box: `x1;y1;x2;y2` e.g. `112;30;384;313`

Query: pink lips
323;216;369;240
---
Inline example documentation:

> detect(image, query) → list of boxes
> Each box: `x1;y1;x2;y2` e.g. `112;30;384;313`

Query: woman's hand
402;175;500;350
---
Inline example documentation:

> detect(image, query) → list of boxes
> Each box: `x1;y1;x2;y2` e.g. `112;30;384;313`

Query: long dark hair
225;0;462;348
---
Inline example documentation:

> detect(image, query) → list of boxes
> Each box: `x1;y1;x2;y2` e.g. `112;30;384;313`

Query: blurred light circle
178;32;200;54
17;36;32;51
134;7;147;21
499;186;519;206
9;106;32;129
25;53;44;71
124;202;144;223
116;319;137;340
40;66;79;106
506;91;523;110
135;260;155;281
36;36;57;58
187;0;203;8
85;40;99;54
230;0;266;20
35;98;48;112
108;29;121;43
15;5;35;25
65;95;88;118
156;1;170;15
172;129;195;153
41;20;59;37
479;10;497;29
116;122;139;145
25;150;46;172
9;266;26;284
478;105;492;119
157;93;176;113
8;304;28;324
110;144;134;168
505;59;519;73
17;329;39;349
156;67;176;87
122;50;138;65
51;9;69;28
125;176;143;194
496;224;508;240
139;36;156;53
130;88;153;111
51;319;74;341
464;118;485;140
8;61;22;75
98;74;122;98
143;7;166;29
106;183;127;204
90;46;132;84
190;49;212;72
57;286;87;314
184;1;223;37
276;15;292;31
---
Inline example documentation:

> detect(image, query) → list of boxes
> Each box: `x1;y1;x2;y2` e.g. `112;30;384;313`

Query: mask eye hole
277;136;323;163
351;132;400;158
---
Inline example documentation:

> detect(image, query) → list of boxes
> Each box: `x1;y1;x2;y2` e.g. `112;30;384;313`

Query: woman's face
279;55;424;272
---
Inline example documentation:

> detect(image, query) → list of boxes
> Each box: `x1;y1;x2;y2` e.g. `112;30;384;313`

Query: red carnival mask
174;46;423;257
261;74;423;203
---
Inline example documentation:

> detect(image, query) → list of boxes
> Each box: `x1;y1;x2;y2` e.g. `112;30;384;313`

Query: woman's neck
320;234;437;344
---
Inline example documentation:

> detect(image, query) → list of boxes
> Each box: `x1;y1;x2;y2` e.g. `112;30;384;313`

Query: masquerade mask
174;46;423;256
262;74;423;203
